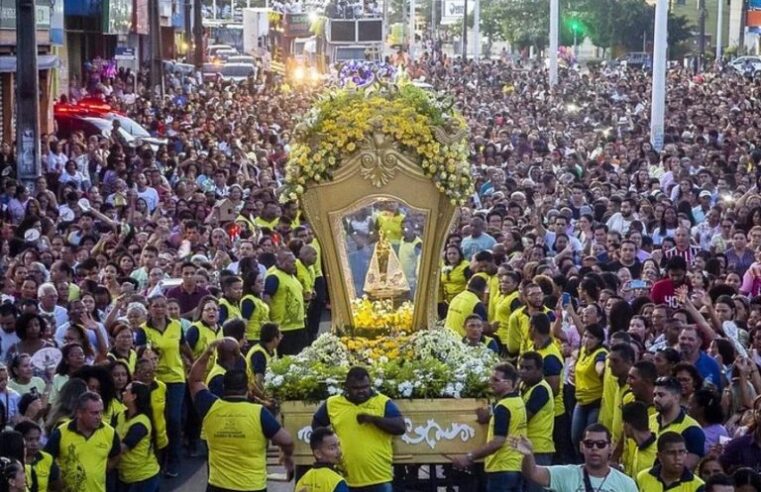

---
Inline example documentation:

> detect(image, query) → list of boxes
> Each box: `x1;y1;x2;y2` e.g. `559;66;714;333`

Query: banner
134;0;148;34
0;0;51;30
103;0;133;34
441;0;465;24
50;0;64;44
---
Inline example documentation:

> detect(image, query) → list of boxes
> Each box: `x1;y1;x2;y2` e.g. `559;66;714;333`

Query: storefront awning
0;54;59;73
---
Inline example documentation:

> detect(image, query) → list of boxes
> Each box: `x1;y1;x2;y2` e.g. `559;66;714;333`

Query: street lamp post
15;0;41;191
650;0;668;152
549;0;558;86
473;0;480;59
717;0;724;61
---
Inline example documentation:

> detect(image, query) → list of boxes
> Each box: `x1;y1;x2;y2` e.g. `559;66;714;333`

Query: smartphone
562;292;571;306
630;279;647;289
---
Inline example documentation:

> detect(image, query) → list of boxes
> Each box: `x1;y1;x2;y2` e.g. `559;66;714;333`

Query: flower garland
265;328;497;401
282;74;473;205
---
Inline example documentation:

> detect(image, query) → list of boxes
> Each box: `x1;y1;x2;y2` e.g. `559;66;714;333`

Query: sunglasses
582;440;608;449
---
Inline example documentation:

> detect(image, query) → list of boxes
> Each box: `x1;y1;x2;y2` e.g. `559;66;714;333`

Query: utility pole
698;0;706;72
149;0;164;94
15;0;41;191
716;0;723;61
462;0;468;58
185;0;192;61
549;0;558;86
194;0;204;68
409;0;415;58
473;0;480;59
650;0;668;152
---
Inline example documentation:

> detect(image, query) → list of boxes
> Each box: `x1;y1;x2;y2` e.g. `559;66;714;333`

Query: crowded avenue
5;6;761;491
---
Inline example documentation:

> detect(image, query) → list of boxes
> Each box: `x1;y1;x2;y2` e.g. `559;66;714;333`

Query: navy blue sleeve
313;402;330;427
109;432;121;458
264;275;279;297
43;428;61;457
492;405;510;437
384;400;402;418
186;326;200;350
134;328;147;346
683;425;706;457
525;386;551;417
510;298;522;311
594;351;607;364
487;339;500;354
208;375;225;397
193;388;218;420
543;354;563;377
334;480;349;492
473;302;488;320
250;351;267;375
218;305;229;325
122;422;149;449
241;298;256;319
49;461;60;482
260;407;282;439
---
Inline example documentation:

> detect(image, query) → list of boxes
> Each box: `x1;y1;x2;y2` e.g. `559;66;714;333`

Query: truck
242;8;270;55
325;17;384;66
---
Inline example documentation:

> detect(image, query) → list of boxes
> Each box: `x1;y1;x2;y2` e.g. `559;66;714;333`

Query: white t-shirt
0;330;20;362
137;186;159;212
547;465;638;492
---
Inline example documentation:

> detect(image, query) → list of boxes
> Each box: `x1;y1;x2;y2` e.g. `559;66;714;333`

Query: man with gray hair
38;283;68;327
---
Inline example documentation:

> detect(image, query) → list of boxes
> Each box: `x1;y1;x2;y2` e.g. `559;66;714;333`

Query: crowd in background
0;47;761;491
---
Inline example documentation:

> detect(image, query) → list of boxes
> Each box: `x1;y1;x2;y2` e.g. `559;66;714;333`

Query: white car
219;63;256;83
227;55;256;65
728;56;761;75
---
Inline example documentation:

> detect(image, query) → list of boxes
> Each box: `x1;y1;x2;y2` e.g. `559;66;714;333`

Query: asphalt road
164;456;293;491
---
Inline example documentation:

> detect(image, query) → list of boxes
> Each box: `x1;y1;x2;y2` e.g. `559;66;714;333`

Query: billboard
0;0;52;30
103;0;133;34
441;0;465;25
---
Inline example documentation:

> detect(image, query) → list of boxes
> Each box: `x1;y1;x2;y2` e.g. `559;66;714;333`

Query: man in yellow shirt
44;392;121;492
311;367;406;491
190;338;294;492
263;249;306;355
295;427;348;492
506;283;552;359
621;401;658;478
448;362;527;492
518;352;555;492
650;377;705;470
445;276;488;337
602;342;636;448
636;432;705;492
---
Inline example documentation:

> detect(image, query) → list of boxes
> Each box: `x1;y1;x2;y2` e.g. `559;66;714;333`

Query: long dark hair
56;343;85;376
71;365;117;418
128;382;156;449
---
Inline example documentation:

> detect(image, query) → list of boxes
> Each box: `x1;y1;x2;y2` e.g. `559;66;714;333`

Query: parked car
227;55;256;66
207;44;234;58
214;49;239;62
55;104;167;151
218;63;256;83
202;62;223;82
728;56;761;76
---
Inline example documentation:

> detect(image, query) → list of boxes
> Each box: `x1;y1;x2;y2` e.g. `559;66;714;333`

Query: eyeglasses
582;440;609;449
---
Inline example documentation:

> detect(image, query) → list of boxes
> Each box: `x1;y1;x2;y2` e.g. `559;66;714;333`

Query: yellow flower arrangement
340;335;410;364
283;80;472;205
351;297;414;332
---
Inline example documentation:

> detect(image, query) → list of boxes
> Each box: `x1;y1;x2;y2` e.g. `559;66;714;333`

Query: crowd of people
0;42;761;492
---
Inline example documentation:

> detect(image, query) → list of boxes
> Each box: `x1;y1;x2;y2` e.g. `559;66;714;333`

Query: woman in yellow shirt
438;245;472;319
116;381;161;491
572;323;608;454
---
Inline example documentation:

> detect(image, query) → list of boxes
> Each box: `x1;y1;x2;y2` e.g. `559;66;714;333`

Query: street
165;457;293;491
